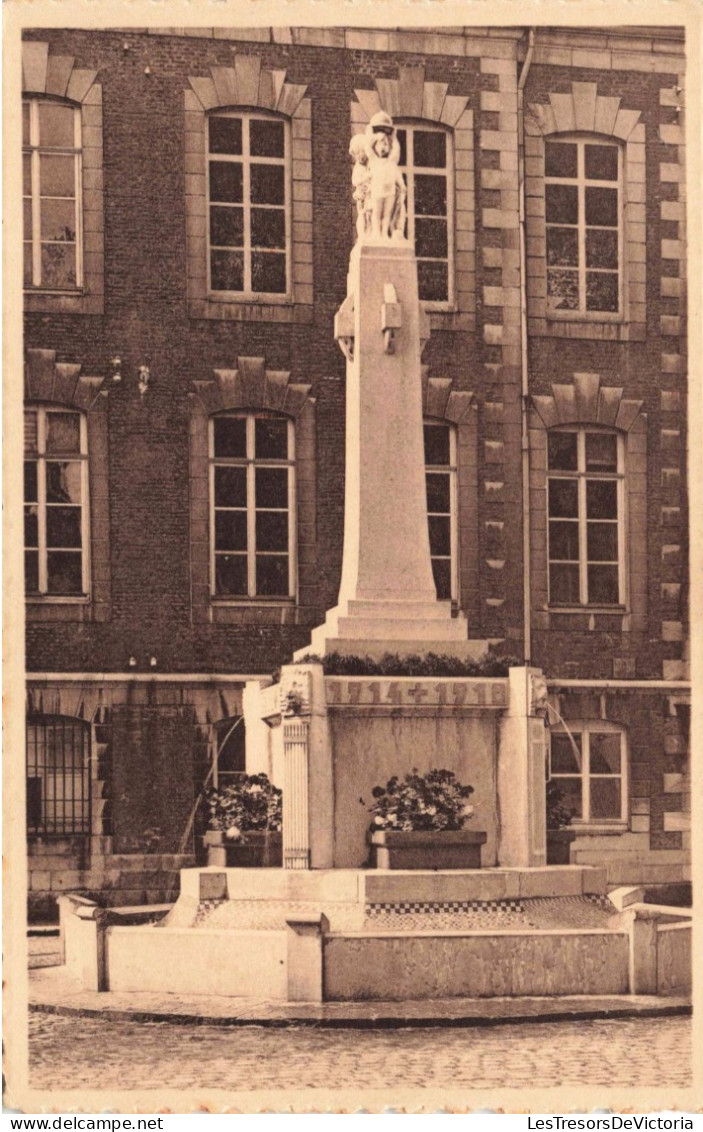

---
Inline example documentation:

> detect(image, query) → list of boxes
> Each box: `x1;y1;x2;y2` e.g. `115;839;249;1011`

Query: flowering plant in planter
205;773;282;843
546;778;574;830
369;768;475;833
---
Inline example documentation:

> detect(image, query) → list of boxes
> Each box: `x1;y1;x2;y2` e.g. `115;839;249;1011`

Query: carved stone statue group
349;111;407;242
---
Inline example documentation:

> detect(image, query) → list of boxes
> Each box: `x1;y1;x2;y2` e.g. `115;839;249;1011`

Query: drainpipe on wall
518;28;535;663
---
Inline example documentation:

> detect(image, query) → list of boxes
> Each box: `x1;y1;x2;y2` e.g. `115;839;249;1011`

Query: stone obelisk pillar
300;113;469;659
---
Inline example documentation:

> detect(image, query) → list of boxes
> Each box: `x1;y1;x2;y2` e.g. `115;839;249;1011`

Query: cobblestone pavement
29;1013;691;1092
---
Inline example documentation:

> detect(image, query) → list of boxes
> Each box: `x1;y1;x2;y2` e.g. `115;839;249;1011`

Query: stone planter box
204;830;282;868
368;830;487;870
546;828;577;865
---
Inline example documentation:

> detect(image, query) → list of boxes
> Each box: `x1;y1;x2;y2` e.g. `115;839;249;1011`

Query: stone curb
28;997;691;1030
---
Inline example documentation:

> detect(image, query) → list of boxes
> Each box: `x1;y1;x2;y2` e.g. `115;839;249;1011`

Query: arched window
210;410;296;598
424;420;457;602
24;404;89;597
545;135;623;317
396;123;454;306
27;714;91;836
548;721;628;825
23;98;82;291
547;426;624;607
207;111;290;299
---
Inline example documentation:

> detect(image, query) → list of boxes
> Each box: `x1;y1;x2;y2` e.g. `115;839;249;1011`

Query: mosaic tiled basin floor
193;894;616;933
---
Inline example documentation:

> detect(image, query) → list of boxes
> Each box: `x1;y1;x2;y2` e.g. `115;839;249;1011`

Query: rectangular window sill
570;822;628;835
548;605;627;615
211;597;295;606
24;287;85;297
26;595;90;604
547;311;623;324
190;299;313;324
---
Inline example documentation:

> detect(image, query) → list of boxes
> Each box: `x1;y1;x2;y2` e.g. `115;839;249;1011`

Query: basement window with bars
547;427;625;607
545;136;622;318
24;406;89;598
27;715;91;836
424;421;457;602
207;111;291;300
23;98;82;291
396;124;454;308
210;411;296;599
548;722;628;825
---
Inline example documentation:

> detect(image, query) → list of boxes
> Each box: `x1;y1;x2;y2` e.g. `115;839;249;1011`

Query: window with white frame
210;412;295;599
548;722;627;824
27;714;91;837
396;124;453;307
24;406;89;597
547;428;624;606
207;112;290;299
545;136;622;317
424;421;457;601
23;98;82;291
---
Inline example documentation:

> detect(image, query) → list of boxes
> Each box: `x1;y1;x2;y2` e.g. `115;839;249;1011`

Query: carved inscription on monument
325;678;508;709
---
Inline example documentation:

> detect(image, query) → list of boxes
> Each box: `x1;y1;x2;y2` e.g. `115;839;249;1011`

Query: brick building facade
20;25;690;917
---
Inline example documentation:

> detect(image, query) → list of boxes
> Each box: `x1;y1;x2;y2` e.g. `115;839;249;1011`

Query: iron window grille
27;714;91;836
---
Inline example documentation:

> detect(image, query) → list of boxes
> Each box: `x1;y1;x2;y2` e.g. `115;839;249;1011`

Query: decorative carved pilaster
282;719;311;869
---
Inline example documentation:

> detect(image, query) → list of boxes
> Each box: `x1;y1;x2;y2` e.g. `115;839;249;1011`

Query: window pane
418;260;448;303
546;227;579;267
586;480;617;519
215;554;248;596
590;777;621;819
586;228;618;270
39;154;75;197
40;244;76;287
23;101;30;145
39;103;76;148
24;200;33;240
46;461;82;504
396;129;407;166
46;506;82;548
213;417;247;458
585;433;617;470
210;205;244;248
46;551;83;594
214;510;247;551
545;184;578;225
585;186;618;228
424;424;450;466
426;472;450;513
547;269;579;311
586;272;619;313
585;144;618;182
432;558;452;601
414;174;446;216
549;520;579;561
550;563;580;604
210;250;243;292
548;432;578;471
590;733;622;774
551;733;582;774
250;208;286;250
549;479;578;518
251;252;286;294
255;467;288;508
545;141;577;179
24;461;38;501
414;130;446;168
587;564;619;604
209;117;242;156
209;161;243;203
554;778;582;821
46;413;81;454
428;515;451;557
25;506;38;547
587;522;618;561
25;410;38;454
250;118;285;158
25;550;39;593
250;164;285;206
40;198;76;242
255;418;288;460
256;555;289;595
415;217;448;259
256;511;288;552
214;465;247;507
24;246;33;286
